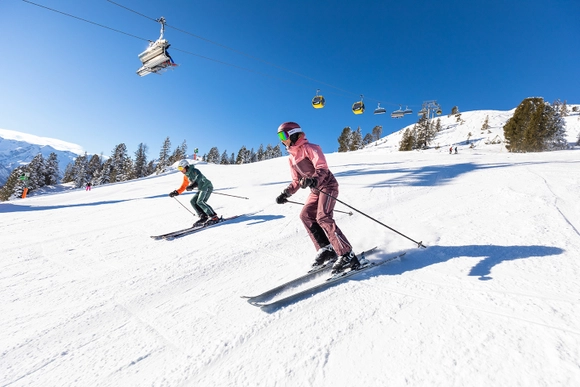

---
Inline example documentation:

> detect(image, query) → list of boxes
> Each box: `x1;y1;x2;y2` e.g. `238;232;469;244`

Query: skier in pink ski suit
275;122;363;274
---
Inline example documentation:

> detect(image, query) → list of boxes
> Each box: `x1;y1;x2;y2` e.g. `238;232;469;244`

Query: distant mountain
0;129;84;186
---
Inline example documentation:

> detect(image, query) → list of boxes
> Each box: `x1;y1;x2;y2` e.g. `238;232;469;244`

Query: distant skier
274;122;367;274
449;146;453;154
85;182;92;191
169;159;219;226
455;146;458;154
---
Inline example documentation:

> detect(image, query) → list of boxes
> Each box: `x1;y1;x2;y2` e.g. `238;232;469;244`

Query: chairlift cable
24;0;412;108
105;0;397;104
22;0;149;43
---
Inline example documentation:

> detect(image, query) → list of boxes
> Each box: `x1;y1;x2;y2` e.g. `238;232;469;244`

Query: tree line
0;137;284;201
337;125;383;152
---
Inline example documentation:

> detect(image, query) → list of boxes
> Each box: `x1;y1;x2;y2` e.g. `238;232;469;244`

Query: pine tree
362;133;374;146
206;147;220;164
220;150;230;164
560;100;568;117
87;154;103;184
134;143;149;178
94;158;112;185
256;144;265;162
44;152;60;186
110;143;130;182
169;139;187;164
372;125;382;142
272;144;282;158
236;146;250;164
399;128;415;151
157;137;171;174
481;115;490;132
544;102;568;150
0;166;27;201
62;162;74;183
27;153;45;190
349;127;363;151
414;115;434;149
337;127;352;152
72;153;88;188
504;97;566;152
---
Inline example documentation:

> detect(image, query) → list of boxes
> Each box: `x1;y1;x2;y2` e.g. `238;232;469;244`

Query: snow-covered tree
220;150;230;165
349;127;363;151
156;137;171;174
206;147;220;164
44;152;60;186
27;153;45;190
372;125;382;142
337;127;352;152
134;143;149;178
0;166;27;201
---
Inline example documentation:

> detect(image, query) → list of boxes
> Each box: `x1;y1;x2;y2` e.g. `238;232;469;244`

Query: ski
250;251;405;310
151;215;244;240
242;247;378;304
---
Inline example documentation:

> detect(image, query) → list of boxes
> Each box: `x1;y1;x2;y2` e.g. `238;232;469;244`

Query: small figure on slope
169;159;219;227
274;122;367;274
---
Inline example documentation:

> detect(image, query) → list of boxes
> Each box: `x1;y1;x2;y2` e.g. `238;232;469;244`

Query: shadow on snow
261;244;564;312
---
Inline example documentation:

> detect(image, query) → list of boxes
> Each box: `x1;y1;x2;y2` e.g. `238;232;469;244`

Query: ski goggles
177;166;186;171
277;131;289;142
277;127;301;142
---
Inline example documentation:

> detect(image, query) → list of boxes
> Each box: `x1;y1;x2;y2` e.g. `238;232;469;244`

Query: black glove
300;177;318;189
169;190;179;197
186;182;198;191
276;191;290;204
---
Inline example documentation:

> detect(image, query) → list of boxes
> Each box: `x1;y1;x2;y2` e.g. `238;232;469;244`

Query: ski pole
286;199;353;216
172;196;197;217
314;187;427;249
213;191;249;200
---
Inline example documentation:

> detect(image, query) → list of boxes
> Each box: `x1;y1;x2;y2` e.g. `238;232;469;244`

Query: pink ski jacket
284;136;338;195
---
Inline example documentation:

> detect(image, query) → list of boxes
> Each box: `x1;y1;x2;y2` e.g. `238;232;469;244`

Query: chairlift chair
374;103;386;115
136;17;178;77
436;108;442;115
352;95;365;115
403;106;413;115
312;89;325;109
418;108;427;116
391;106;404;118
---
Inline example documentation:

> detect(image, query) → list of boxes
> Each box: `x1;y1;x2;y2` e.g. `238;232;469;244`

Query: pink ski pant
299;187;352;256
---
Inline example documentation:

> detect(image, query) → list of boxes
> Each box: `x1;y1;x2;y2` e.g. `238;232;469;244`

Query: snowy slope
0;128;84;186
1;110;580;386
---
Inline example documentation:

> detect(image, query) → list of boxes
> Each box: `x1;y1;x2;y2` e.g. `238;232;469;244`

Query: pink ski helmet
277;122;303;143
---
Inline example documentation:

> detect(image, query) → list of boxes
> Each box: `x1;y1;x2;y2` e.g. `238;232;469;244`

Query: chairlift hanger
374;102;386;115
391;105;404;119
136;16;178;77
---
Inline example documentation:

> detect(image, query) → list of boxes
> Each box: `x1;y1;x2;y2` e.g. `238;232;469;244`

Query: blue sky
2;0;579;158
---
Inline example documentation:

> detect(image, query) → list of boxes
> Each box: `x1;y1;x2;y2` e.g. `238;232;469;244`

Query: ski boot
204;215;220;226
331;251;360;274
311;244;337;268
193;215;208;227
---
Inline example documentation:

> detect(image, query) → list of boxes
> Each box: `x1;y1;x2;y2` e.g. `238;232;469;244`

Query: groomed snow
1;111;580;386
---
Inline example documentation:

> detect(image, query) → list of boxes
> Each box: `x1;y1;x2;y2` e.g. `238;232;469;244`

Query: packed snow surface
2;111;580;386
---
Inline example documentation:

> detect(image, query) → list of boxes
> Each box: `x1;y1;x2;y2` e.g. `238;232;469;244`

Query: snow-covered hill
0;128;84;186
372;107;580;153
1;111;580;386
